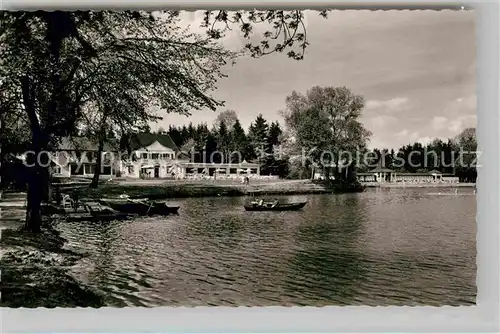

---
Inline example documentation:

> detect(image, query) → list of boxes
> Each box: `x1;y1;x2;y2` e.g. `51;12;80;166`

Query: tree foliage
162;113;285;172
281;86;372;181
214;109;238;130
201;10;329;60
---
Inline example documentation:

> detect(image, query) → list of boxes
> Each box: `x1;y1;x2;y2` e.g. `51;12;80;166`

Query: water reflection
284;194;368;305
57;188;476;306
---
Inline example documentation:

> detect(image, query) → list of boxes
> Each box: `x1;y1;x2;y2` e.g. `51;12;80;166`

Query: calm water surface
58;187;476;306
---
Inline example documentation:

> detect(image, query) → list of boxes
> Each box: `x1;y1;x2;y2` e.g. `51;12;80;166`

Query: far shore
70;179;335;200
59;178;477;200
362;182;476;188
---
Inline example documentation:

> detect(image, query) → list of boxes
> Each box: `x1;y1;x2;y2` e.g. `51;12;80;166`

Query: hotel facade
49;133;263;180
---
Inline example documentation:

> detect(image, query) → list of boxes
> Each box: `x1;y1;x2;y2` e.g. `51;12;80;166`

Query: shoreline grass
67;179;477;201
362;182;476;188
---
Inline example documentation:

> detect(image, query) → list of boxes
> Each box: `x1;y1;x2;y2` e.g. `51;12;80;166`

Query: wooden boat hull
99;199;179;216
100;197;148;203
150;201;180;214
244;202;307;212
166;206;180;214
98;200;151;215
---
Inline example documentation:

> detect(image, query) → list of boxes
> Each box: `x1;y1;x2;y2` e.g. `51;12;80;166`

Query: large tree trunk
23;13;62;232
324;166;331;185
24;136;51;232
333;154;340;181
22;76;48;233
90;137;105;188
25;165;44;233
23;13;83;232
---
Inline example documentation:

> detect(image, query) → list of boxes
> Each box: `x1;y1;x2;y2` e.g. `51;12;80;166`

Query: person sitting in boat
271;199;279;207
258;199;264;207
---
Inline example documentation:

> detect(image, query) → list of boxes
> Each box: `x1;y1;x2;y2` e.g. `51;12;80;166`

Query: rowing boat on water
244;201;307;212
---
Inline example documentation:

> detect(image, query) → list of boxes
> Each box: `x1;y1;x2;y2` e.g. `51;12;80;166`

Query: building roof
57;137;119;152
129;133;180;152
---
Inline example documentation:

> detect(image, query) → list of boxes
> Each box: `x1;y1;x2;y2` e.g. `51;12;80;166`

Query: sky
154;9;476;150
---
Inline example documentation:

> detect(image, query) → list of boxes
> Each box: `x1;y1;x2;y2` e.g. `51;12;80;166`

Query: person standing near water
72;190;79;212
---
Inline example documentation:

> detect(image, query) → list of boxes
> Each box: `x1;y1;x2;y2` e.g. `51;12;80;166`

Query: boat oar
146;201;154;215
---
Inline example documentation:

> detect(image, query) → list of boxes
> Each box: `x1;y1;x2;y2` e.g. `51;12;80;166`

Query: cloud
395;129;409;138
448;114;477;134
417;136;434;146
431;116;448;131
395;130;420;143
445;94;477;116
365;115;398;130
367;137;390;150
365;97;411;112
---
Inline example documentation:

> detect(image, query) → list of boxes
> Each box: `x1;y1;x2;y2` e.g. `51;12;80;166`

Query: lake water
58;187;477;306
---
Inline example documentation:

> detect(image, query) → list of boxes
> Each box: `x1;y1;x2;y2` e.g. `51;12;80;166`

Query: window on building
53;166;61;175
151;153;159;159
127;166;134;174
142;153;148;159
86;152;93;161
84;164;96;175
71;163;84;175
102;166;112;175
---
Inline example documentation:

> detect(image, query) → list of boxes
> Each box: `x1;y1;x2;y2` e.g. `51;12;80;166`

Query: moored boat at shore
65;202;135;222
98;198;179;215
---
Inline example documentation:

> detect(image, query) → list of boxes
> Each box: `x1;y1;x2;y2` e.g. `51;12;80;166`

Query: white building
47;133;263;180
50;137;120;179
119;133;186;178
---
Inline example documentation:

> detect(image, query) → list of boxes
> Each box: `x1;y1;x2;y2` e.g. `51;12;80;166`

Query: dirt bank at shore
0;221;105;308
71;179;476;200
72;179;364;200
